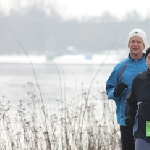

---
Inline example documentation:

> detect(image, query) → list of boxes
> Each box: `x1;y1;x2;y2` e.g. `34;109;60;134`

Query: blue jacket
106;54;147;126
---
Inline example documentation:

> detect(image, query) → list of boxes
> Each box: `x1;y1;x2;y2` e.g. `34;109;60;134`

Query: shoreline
0;54;123;65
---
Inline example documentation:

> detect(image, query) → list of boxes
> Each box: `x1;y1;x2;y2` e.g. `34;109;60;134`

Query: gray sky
0;0;150;20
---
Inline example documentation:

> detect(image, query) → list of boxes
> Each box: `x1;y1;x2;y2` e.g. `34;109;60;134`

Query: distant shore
0;54;125;65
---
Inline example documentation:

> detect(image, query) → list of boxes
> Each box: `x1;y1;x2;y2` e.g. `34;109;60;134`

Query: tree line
0;8;150;55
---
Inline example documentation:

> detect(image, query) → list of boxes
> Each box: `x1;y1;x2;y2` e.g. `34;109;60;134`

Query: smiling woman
0;0;150;20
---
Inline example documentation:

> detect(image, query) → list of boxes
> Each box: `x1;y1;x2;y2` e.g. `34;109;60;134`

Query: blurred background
0;0;150;58
0;0;150;107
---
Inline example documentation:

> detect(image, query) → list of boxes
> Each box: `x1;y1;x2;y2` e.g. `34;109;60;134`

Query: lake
0;63;116;114
0;62;122;150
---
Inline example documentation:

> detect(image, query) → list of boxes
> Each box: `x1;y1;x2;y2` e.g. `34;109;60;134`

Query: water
0;63;121;149
0;63;115;111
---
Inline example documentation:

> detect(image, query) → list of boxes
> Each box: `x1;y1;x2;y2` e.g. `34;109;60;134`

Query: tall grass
0;40;122;150
0;82;121;150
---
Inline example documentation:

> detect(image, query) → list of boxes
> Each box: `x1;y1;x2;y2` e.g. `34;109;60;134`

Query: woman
125;47;150;150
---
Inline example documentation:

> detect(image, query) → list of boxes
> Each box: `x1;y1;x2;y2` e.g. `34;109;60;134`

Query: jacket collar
128;53;145;61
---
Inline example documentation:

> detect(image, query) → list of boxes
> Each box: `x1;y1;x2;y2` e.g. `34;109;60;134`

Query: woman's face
146;53;150;68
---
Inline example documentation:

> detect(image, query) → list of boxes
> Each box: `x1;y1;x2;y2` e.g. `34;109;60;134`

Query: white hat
127;29;147;48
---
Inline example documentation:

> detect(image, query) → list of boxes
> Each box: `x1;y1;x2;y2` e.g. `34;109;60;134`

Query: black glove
114;82;128;97
125;115;135;126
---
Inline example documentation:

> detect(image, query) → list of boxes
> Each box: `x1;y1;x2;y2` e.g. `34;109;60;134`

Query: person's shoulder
114;58;129;69
134;71;147;80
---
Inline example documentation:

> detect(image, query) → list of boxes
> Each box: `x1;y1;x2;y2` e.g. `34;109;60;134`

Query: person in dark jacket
106;29;147;150
125;47;150;150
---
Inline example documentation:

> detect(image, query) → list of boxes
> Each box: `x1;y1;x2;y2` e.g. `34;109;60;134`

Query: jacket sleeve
106;65;120;101
125;79;137;124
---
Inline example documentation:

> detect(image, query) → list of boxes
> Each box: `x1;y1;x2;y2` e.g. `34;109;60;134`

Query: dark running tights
120;125;135;150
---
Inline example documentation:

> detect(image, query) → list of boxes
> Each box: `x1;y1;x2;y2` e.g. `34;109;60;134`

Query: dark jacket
125;69;150;142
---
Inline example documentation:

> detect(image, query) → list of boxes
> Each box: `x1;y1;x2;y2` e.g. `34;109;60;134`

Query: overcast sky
0;0;150;20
